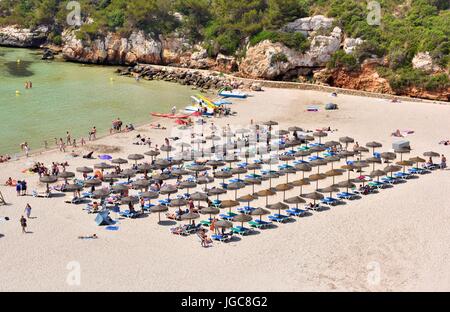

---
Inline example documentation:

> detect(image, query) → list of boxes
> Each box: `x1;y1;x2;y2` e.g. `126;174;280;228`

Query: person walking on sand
441;155;447;170
59;138;66;152
16;180;22;196
20;216;27;233
66;131;72;146
24;204;32;219
80;137;86;146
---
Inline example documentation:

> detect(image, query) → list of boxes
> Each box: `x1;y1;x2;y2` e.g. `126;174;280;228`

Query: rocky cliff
0;25;49;47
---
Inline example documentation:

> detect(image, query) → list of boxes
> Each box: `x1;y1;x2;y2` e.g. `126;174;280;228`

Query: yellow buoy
17;59;21;63
16;90;21;95
110;77;115;82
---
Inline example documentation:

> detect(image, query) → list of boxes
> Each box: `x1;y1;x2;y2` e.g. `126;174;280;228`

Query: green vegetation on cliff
1;0;449;91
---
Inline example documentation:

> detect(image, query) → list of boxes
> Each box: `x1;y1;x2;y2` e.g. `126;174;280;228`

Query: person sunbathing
391;129;403;137
439;140;450;146
78;234;98;240
5;177;13;186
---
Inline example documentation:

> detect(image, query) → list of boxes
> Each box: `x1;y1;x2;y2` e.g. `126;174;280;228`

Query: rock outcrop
0;25;49;47
343;37;364;54
239;26;342;79
282;15;334;36
412;52;440;74
62;30;163;64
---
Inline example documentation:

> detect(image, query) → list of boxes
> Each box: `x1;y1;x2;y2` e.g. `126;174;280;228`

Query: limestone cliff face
239;26;342;79
0;25;49;47
61;30;163;64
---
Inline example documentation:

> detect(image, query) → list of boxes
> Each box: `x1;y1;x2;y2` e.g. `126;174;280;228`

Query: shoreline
2;44;448;104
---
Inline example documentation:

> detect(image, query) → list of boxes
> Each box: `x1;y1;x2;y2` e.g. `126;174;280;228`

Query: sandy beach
0;87;449;292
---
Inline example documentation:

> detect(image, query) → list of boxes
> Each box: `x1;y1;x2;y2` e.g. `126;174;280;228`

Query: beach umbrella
215;220;233;229
120;169;136;179
262;121;278;126
207;160;225;172
83;179;102;187
295;163;312;179
200;207;220;220
161;145;176;159
423;151;440;158
181;212;200;224
295;150;312;159
308;173;327;190
409;156;426;169
132;179;150;190
207;187;227;200
171;168;189;177
288;126;303;132
338;150;355;161
394;148;411;161
188;164;210;177
220;199;239;214
396;160;414;173
247;163;262;173
255;189;276;207
381;152;397;164
136;163;153;174
128;154;145;165
244;177;262;194
279;155;295;164
341;164;356;181
275;129;290;136
227;182;246;200
366;157;382;171
353;160;370;173
92;189;110;199
179;181;197;195
150;205;168;223
62;184;83;193
291;178;310;196
103;172;119;182
190;191;209;208
325;169;344;185
140;191;159;199
324;141;340;148
383;165;402;177
231;167;248;180
175;142;192;152
313;131;328;143
301;192;324;207
197;175;214;191
370;170;386;181
170;198;188;208
317;186;339;199
267;202;289;215
160;185;178;198
366;141;383;154
263;171;279;189
94;162;113;172
232;214;252;228
58;171;75;183
145;150;160;161
121;196;139;205
336;180;356;193
339;136;355;150
76;167;93;177
237;194;257;208
214;171;233;184
112;184;129;193
284;196;306;209
309;146;326;156
309;159;328;174
275;183;293;201
250;207;270;221
302;135;315;146
111;158;128;166
151;173;170;181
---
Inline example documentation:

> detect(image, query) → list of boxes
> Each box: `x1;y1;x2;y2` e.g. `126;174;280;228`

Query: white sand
0;87;449;291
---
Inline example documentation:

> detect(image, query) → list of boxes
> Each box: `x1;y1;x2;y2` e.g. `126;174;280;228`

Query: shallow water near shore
0;47;196;155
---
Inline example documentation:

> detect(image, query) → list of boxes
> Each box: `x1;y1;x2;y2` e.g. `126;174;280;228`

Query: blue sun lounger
321;197;339;206
248;220;272;229
337;192;357;200
211;234;232;242
268;214;289;223
231;226;252;235
286;208;307;217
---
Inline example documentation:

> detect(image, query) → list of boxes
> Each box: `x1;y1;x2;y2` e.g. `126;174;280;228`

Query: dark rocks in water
42;49;54;60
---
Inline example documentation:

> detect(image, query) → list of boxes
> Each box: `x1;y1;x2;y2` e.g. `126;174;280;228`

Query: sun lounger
286;208;307;217
211;233;232;242
119;210;141;219
321;197;339;206
170;226;189;236
32;190;51;198
268;214;289;223
337;192;357;200
200;220;212;227
231;226;252;236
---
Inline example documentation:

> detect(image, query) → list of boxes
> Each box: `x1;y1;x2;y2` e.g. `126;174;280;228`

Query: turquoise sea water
0;47;196;155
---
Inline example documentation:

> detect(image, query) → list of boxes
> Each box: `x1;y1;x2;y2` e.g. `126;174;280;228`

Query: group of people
19;204;33;234
24;81;32;89
0;154;11;163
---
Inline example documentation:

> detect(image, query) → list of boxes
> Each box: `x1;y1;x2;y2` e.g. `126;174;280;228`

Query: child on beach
20;216;27;233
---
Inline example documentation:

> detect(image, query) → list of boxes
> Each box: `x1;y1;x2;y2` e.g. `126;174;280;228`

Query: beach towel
307;106;319;112
105;226;119;231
